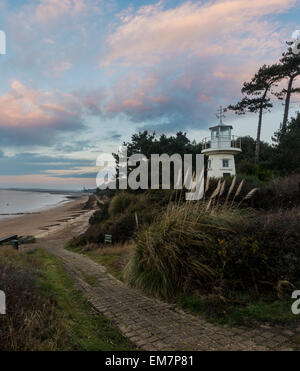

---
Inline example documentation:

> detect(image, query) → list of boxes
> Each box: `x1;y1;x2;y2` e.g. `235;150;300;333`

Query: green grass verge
33;249;135;350
86;254;123;281
65;244;124;281
176;293;299;327
2;248;135;351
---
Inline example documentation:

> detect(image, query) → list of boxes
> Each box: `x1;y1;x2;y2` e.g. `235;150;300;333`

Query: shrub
76;190;176;247
124;199;300;300
78;212;137;246
143;189;178;206
249;173;300;209
244;207;300;284
110;213;137;242
207;173;300;210
108;193;136;216
82;195;96;210
89;202;109;225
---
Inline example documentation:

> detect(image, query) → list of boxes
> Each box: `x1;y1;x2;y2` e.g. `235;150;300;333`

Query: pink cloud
52;61;72;76
12;0;102;26
0;81;103;146
102;0;297;66
99;0;299;132
35;0;86;23
104;72;172;117
0;81;76;128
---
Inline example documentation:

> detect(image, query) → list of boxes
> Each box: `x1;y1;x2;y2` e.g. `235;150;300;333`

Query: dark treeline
112;111;300;183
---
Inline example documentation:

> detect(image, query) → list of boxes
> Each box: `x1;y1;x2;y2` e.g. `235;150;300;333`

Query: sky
0;0;299;190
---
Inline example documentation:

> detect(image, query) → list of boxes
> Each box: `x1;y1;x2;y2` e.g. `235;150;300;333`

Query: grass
176;293;299;327
36;248;134;350
91;255;123;280
66;242;133;281
0;247;135;351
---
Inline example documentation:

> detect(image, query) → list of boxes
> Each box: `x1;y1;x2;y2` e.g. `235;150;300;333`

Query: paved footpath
43;240;299;351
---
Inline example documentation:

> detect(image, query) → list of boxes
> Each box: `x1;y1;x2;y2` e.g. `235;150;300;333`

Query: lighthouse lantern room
202;107;242;178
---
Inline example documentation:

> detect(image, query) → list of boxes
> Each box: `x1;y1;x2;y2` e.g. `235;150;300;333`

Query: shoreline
0;195;93;240
0;190;86;222
0;187;85;195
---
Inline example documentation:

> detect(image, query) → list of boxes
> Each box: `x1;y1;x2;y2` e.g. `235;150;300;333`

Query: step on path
44;243;299;351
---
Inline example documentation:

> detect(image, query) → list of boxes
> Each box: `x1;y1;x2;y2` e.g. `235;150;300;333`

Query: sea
0;190;72;220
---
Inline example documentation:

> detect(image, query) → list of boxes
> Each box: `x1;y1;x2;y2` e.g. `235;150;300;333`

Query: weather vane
216;106;226;125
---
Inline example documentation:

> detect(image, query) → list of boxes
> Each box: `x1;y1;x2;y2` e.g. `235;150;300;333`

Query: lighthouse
202;107;242;178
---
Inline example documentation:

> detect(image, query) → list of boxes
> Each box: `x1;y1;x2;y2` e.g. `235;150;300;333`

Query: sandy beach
0;196;94;240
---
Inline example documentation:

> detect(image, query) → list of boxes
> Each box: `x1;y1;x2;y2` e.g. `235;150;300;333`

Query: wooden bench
104;234;112;244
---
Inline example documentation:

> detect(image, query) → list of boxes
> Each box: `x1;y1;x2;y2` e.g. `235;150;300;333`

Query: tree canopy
272;112;300;173
229;41;300;163
120;131;202;158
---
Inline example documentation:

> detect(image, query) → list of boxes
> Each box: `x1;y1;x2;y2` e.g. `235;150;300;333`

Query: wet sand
0;196;93;240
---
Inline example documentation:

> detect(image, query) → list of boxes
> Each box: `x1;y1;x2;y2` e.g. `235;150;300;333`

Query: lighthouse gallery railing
202;135;241;150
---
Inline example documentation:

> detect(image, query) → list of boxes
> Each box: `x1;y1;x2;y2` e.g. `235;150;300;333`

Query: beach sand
0;196;94;240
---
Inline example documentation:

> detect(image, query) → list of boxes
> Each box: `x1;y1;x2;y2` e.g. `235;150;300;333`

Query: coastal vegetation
0;247;134;351
69;112;300;327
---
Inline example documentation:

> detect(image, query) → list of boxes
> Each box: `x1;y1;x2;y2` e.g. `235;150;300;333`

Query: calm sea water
0;190;71;220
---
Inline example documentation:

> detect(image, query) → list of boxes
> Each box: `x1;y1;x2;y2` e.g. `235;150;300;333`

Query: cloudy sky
0;0;299;189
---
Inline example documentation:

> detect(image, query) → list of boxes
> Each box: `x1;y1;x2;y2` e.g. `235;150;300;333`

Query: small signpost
104;234;112;244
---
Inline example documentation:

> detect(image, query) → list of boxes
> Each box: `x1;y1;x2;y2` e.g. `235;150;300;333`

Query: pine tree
273;42;300;129
228;64;282;163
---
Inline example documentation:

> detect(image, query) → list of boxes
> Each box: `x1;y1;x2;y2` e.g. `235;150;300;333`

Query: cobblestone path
40;240;300;351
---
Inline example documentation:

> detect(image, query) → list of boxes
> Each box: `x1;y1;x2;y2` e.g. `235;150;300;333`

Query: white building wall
207;153;236;178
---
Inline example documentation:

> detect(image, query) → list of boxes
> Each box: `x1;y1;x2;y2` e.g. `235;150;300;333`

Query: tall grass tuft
124;195;242;298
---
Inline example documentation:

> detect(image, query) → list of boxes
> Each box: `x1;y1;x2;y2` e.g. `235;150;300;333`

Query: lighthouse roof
209;124;233;130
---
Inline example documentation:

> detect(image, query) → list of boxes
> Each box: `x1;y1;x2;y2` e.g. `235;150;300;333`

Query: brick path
42;240;299;351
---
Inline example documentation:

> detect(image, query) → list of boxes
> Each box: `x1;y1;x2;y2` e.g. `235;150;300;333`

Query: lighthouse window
208;160;211;168
221;127;230;136
222;159;229;168
212;130;219;139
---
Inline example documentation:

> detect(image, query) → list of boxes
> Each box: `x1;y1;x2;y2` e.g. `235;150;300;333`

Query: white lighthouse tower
202;107;242;178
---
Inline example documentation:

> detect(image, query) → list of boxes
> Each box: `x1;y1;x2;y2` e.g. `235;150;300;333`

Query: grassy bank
0;247;135;351
68;175;300;328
